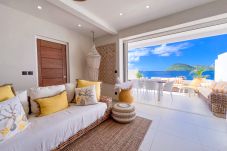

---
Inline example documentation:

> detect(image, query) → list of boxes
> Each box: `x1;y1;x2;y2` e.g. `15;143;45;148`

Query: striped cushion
112;103;136;123
112;116;136;123
112;103;135;113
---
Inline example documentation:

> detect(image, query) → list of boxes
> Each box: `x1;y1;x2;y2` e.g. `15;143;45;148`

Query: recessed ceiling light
37;5;42;10
119;13;123;16
78;24;82;27
146;5;150;8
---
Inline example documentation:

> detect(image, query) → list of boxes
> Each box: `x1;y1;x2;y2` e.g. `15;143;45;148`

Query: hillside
166;63;194;71
166;63;214;71
196;65;214;71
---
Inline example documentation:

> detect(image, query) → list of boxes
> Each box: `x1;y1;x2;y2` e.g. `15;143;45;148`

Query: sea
140;71;214;80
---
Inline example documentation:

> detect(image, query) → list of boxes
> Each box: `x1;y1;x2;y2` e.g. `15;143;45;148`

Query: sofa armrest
210;92;227;105
100;96;112;110
210;92;227;118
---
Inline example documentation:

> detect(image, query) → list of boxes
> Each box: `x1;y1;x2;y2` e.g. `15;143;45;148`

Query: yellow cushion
0;85;15;102
77;80;101;100
35;91;68;116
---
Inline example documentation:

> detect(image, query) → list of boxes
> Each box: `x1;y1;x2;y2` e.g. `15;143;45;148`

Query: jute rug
62;116;152;151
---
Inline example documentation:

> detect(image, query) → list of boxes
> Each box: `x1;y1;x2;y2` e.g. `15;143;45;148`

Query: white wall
0;4;92;91
95;0;227;98
215;52;227;82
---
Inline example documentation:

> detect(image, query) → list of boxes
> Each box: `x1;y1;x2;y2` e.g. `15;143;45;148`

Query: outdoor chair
162;81;174;102
144;80;158;97
180;78;204;97
132;79;145;96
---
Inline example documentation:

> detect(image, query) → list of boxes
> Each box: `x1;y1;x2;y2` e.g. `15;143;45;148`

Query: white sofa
198;86;212;101
0;102;108;151
198;82;227;118
0;83;112;151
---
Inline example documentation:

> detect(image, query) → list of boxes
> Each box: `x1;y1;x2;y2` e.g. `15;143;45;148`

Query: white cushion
16;91;29;116
29;85;65;114
0;102;107;151
65;83;76;102
222;85;227;94
212;82;224;93
199;87;212;98
0;96;30;143
74;85;97;105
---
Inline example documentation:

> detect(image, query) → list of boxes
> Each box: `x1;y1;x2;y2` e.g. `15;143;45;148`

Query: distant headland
166;63;214;71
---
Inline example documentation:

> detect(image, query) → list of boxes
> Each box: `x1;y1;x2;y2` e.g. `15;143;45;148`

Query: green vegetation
196;65;214;71
166;63;214;71
166;63;194;71
136;71;143;79
190;66;209;78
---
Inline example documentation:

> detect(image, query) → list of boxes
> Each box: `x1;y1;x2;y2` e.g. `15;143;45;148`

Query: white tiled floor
133;90;213;116
136;103;227;151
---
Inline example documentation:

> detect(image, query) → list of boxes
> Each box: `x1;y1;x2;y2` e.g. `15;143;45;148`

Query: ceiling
75;0;216;30
0;0;106;37
0;0;217;37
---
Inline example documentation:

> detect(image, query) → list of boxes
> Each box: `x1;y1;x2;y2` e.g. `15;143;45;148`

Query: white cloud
151;43;190;57
128;63;137;70
128;48;150;62
128;43;191;65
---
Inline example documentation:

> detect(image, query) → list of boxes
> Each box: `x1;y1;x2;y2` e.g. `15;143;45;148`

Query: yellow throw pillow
77;79;101;100
0;85;15;102
35;91;68;116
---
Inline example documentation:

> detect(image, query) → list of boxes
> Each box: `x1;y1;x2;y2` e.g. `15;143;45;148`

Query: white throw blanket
0;102;107;151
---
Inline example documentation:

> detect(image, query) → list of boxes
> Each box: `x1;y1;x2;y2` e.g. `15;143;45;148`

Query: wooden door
37;39;67;86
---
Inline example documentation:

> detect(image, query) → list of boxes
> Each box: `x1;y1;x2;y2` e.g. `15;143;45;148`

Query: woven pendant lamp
86;31;101;81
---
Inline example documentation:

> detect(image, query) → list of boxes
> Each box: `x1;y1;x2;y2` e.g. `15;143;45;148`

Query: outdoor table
134;79;166;102
156;80;166;101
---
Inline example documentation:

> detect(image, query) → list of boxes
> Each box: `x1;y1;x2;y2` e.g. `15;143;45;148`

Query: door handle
63;75;66;79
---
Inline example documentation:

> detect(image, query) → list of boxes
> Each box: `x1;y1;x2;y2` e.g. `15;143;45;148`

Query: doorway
123;28;227;117
37;39;67;86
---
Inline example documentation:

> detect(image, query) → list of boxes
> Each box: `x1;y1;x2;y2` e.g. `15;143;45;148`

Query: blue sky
128;34;227;71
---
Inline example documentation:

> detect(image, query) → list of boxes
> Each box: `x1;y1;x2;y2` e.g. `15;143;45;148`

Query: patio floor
132;89;213;117
136;102;227;151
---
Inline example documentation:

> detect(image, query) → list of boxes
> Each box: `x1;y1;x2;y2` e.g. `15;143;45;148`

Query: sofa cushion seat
199;87;212;98
0;102;107;151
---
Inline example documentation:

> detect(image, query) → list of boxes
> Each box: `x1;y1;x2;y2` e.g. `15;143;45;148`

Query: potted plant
190;66;208;86
136;71;143;79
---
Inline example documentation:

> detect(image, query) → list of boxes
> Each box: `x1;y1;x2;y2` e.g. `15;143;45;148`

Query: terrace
131;78;212;116
127;34;227;117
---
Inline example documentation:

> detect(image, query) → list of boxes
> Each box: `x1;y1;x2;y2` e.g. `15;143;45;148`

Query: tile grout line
136;101;212;118
137;103;227;134
148;111;164;151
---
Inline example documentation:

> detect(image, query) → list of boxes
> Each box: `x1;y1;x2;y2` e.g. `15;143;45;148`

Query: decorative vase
119;88;134;104
192;78;205;86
